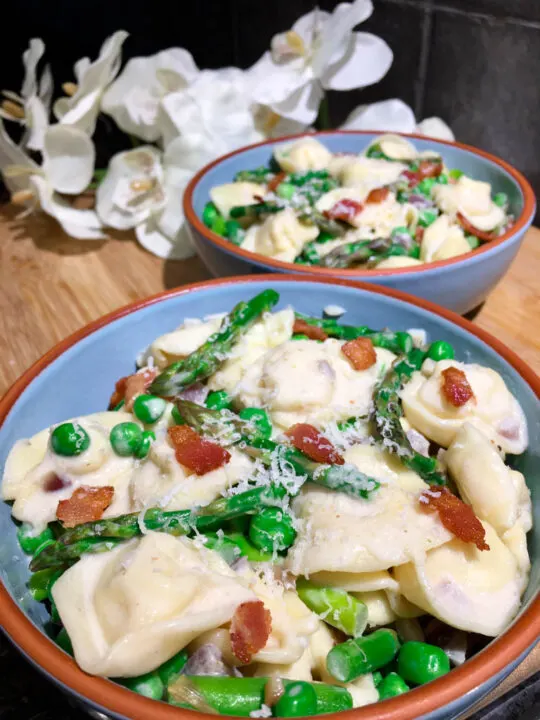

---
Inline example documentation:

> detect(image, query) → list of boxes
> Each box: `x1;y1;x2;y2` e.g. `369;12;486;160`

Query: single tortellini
241;208;318;263
420;215;470;263
315;187;367;213
52;534;256;677
394;522;523;636
234;338;395;430
330;156;408;193
445;423;532;535
2;411;137;530
208;309;294;395
144;315;223;368
365;134;418;161
401;359;528;453
287;444;452;575
210;182;263;219
433;176;506;231
274;137;332;174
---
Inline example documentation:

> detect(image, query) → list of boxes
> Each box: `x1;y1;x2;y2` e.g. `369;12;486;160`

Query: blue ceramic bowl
184;132;536;315
0;276;538;720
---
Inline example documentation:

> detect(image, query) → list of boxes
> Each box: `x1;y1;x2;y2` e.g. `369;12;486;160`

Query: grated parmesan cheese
323;304;346;318
250;705;272;718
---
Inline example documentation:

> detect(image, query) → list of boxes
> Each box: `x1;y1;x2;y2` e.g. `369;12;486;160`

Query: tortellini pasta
241;208;319;263
420;215;471;262
401;359;528;453
210;182;263;219
273;137;332;174
144;315;223;369
330;156;408;193
433;176;506;232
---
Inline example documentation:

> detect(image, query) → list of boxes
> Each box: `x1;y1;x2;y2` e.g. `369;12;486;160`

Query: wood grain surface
0;202;538;715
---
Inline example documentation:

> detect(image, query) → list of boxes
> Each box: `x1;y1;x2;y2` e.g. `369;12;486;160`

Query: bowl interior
191;132;525;232
0;278;538;695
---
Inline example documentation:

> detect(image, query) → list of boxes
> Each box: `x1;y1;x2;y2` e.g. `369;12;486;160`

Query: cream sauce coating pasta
274;137;332;174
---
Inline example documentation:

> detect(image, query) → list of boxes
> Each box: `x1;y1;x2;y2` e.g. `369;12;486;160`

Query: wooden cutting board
0;202;539;714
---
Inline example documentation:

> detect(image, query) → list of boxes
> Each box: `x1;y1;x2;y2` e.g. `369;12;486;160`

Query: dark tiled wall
1;0;540;206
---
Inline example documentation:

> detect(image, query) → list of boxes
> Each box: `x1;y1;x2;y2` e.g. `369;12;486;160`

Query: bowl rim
183;130;536;278
0;274;539;720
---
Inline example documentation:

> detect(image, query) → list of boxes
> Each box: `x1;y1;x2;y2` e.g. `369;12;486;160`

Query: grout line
414;0;433;118
378;0;540;30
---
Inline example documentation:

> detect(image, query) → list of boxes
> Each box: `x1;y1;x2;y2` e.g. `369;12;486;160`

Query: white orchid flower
101;48;198;142
0;38;53;151
54;30;128;135
96;142;197;259
341;98;455;141
248;0;392;125
0;117;103;239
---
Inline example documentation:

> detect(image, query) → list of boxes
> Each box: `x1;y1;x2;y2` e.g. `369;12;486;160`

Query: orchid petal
21;38;46;99
39;63;54;110
292;9;331;45
416;117;455;141
96;146;164;230
0;118;40;192
340;99;416;133
136;217;194;259
248;52;310;108
56;30;128;134
74;57;91;83
101;48;198;142
30;175;106;240
267;80;323;125
322;32;392;90
253;104;308;138
314;1;374;77
24;96;49;152
42;125;95;194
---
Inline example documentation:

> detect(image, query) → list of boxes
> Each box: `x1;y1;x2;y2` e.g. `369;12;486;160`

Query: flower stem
316;94;331;130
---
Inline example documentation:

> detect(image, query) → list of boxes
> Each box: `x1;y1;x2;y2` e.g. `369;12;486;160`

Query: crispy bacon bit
285;423;344;465
292;318;328;341
456;212;498;243
43;473;71;493
341;337;377;371
441;367;475;407
267;172;287;193
402;169;418;187
415;226;425;243
417;159;443;180
323;198;363;223
419;487;490;551
108;368;158;410
57;485;114;528
168;425;231;475
230;601;272;664
366;187;390;204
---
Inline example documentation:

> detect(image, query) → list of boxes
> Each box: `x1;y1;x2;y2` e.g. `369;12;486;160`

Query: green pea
316;231;336;243
326;629;401;683
17;523;54;555
448;169;464;180
225;219;245;246
249;507;296;553
418;208;439;227
238;407;272;440
211;214;227;237
372;671;383;688
171;405;185;425
300;243;320;264
28;568;63;602
50;422;90;457
110;422;143;457
436;173;449;184
202;201;219;228
378;672;410;699
120;671;165;700
56;627;73;656
274;681;318;717
416;178;437;196
206;390;233;411
276;182;296;200
466;233;480;249
366;144;391;161
157;649;189;686
427;340;455;361
391;226;412;239
225;532;273;562
292;334;310;340
134;430;155;460
133;394;167;424
397;641;450;685
112;399;125;411
493;192;508;208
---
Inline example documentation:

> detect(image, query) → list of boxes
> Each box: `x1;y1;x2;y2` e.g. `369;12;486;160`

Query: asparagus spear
149;289;279;397
298;208;346;237
373;349;446;485
320;237;419;269
30;537;126;571
327;629;401;683
296;578;368;637
294;313;414;354
229;202;283;219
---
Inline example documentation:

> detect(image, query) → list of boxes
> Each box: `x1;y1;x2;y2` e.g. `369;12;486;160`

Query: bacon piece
417;160;443;180
323;198;363;223
43;473;71;493
366;187;390;204
456;212;498;243
230;601;272;664
441;367;475;407
419;487;490;551
286;423;344;465
267;172;287;193
292;318;328;341
415;226;425;243
168;425;231;475
57;486;114;528
402;169;419;188
108;368;158;410
341;337;377;371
